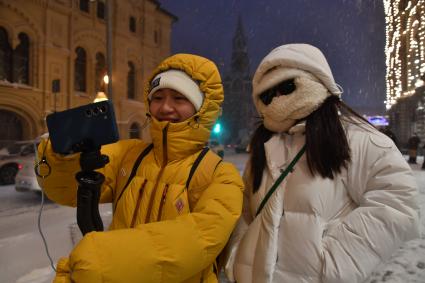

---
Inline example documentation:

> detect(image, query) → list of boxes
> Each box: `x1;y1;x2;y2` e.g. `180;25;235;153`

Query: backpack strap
186;148;224;275
186;147;222;190
186;147;222;210
186;147;209;188
114;143;153;211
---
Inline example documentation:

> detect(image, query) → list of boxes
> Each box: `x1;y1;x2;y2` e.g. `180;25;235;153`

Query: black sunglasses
259;78;296;105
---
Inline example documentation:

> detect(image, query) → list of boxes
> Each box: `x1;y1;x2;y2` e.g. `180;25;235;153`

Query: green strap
255;145;306;217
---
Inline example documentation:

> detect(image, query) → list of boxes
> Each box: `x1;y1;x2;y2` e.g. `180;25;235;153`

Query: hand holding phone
46;101;120;154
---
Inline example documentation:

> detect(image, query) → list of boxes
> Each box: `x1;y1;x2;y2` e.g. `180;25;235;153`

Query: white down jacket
224;122;420;283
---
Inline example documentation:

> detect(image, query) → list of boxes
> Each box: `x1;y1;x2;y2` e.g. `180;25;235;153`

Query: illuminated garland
384;0;425;110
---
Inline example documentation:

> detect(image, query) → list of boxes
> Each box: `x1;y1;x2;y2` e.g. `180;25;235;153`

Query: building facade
221;17;255;145
384;0;425;147
0;0;175;143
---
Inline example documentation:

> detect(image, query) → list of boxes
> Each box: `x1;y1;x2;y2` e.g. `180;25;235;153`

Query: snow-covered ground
365;156;425;283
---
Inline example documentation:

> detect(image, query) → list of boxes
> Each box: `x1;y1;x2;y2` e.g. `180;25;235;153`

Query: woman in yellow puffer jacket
36;54;244;283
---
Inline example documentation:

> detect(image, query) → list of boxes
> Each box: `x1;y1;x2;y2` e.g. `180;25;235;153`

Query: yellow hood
145;54;223;163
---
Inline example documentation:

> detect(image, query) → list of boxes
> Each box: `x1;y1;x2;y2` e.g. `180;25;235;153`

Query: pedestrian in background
407;133;421;164
37;54;243;283
223;43;419;283
421;143;425;170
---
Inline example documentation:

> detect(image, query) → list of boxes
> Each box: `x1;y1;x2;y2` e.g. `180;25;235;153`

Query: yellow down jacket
37;54;243;283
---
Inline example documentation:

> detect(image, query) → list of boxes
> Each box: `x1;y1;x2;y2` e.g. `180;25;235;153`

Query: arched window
80;0;89;13
129;122;140;139
0;27;12;81
127;61;135;99
97;1;105;19
0;29;30;85
129;17;136;33
95;52;106;92
13;33;29;84
74;47;87;92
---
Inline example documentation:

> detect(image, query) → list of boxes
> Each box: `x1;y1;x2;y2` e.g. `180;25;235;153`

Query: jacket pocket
322;199;357;238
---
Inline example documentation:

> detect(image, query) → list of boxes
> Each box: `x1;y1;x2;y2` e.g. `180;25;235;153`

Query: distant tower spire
222;15;255;144
230;15;249;75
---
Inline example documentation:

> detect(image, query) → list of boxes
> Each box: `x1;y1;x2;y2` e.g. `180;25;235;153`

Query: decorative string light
384;0;425;110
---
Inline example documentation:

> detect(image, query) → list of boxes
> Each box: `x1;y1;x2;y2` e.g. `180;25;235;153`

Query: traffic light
213;122;221;134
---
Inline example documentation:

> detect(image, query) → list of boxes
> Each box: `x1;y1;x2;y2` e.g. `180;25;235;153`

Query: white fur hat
252;44;342;99
148;69;204;111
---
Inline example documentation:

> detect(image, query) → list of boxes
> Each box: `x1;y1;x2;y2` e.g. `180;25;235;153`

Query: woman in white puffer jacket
223;43;420;283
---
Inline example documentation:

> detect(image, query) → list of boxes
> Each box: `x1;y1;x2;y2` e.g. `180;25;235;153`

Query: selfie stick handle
76;148;109;235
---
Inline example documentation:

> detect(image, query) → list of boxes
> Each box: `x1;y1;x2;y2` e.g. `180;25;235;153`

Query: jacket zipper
145;124;169;223
130;179;148;228
156;184;169;221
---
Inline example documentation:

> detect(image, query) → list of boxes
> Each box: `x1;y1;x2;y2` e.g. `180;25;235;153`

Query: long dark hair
249;95;370;193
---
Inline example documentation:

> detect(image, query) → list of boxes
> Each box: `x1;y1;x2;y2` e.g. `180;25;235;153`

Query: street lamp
103;74;109;85
94;91;108;103
94;75;109;102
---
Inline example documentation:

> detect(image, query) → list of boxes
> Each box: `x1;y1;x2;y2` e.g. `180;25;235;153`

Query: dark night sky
159;0;386;115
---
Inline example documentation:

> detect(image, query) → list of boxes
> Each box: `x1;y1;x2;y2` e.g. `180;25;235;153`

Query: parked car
234;140;250;153
234;143;249;153
15;153;42;194
0;140;38;185
208;139;224;158
234;136;250;154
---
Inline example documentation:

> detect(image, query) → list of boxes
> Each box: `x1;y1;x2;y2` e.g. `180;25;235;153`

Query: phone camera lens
93;107;100;116
99;105;107;113
85;109;92;117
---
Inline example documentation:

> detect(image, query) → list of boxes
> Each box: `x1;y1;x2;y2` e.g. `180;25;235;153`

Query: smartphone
46;100;119;154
